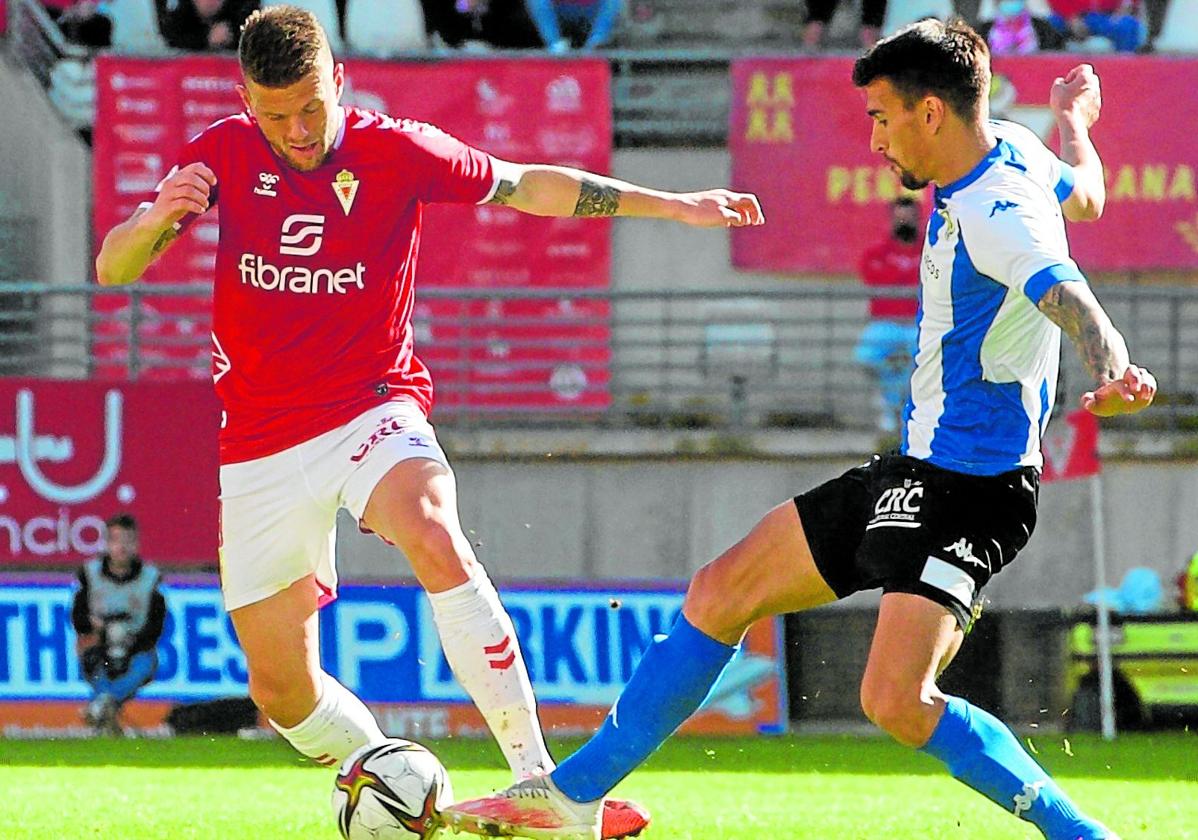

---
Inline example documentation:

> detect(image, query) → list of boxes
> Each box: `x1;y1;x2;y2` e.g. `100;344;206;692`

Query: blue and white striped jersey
901;119;1083;475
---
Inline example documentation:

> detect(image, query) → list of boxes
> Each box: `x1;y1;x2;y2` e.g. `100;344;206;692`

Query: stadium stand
882;0;956;35
344;0;427;56
264;0;344;51
106;0;169;52
1154;0;1198;50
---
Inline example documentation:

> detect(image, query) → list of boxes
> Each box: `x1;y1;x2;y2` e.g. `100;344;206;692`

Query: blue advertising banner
0;577;786;736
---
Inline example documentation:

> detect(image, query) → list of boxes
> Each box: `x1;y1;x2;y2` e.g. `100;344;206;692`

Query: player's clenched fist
1082;364;1157;417
1050;64;1101;129
674;190;765;229
145;162;217;228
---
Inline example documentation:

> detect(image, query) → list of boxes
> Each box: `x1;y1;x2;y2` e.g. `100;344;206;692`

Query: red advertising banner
0;380;220;568
730;56;1198;274
1041;408;1100;482
92;56;612;408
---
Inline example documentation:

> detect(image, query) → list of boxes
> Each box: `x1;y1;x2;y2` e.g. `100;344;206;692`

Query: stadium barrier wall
0;577;785;738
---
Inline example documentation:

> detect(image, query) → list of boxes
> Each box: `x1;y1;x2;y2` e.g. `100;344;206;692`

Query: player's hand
1050;64;1101;129
143;162;217;230
1081;365;1157;417
673;190;765;228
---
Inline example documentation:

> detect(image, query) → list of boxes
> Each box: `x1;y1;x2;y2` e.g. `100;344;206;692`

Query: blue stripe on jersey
1055;163;1076;203
1038;378;1051;435
1024;263;1086;305
927;236;1029;474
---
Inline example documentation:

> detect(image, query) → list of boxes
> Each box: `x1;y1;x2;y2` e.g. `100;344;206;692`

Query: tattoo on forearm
573;179;620;217
1037;282;1128;383
150;227;178;256
487;178;518;206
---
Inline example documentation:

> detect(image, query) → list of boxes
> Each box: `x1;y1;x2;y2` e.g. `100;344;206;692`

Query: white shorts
218;398;449;611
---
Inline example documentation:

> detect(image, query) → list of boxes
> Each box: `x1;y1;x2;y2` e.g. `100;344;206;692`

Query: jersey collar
332;106;347;151
935;140;1006;201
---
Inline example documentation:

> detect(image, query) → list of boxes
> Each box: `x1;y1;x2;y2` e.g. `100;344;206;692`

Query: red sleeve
394;121;496;205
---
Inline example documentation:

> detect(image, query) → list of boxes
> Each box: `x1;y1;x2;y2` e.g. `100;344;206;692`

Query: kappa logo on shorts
944;538;988;570
866;482;924;530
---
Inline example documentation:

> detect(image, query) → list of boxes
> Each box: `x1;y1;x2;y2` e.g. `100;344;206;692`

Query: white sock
428;567;554;778
271;671;386;767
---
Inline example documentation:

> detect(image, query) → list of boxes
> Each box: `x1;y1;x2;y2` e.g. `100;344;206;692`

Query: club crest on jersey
333;169;359;216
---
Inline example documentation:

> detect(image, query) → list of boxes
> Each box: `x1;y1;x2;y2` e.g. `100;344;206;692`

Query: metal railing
0;282;1194;432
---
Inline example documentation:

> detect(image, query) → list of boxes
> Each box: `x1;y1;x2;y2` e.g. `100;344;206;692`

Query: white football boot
442;774;602;840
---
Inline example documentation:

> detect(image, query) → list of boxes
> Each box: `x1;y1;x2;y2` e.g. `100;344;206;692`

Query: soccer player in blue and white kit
445;19;1155;840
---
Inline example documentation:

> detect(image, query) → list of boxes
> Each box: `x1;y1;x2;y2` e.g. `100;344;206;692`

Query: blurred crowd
39;0;1190;56
47;0;628;54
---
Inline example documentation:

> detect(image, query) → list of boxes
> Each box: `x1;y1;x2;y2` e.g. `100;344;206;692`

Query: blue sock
551;615;738;802
921;696;1110;840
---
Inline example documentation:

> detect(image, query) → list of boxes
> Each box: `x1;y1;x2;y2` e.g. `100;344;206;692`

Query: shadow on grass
0;733;1194;782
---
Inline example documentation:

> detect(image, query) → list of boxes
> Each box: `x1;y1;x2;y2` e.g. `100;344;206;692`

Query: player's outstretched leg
445;500;838;839
363;457;649;838
921;697;1119;840
862;594;1118;840
444;614;734;840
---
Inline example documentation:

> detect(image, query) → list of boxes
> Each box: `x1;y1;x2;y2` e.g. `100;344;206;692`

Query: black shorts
793;454;1039;630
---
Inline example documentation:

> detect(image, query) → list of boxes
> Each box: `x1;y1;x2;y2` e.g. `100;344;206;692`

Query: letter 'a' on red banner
1041;408;1101;482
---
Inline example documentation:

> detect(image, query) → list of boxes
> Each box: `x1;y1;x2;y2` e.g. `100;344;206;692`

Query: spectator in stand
523;0;623;53
854;195;922;434
72;514;167;735
55;0;114;46
157;0;258;51
985;0;1041;52
1046;0;1146;51
978;0;1065;54
803;0;885;49
419;0;543;49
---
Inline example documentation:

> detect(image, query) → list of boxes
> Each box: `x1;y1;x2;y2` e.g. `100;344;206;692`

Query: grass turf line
0;732;1195;839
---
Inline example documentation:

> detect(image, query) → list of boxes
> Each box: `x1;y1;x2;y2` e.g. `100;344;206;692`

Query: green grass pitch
1;732;1195;838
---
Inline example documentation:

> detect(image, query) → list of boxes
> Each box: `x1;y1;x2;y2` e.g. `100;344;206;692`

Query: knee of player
684;559;755;634
246;669;293;712
859;679;935;747
407;520;473;568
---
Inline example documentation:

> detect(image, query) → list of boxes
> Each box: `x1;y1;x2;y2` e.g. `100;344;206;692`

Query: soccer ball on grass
331;739;453;839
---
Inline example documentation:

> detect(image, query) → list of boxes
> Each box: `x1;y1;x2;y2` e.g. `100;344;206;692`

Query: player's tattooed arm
487;178;518;206
1037;280;1129;383
573;180;621;217
149;227;179;256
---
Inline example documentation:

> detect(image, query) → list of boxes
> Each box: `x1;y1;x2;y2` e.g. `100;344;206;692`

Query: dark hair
238;5;330;88
106;513;138;532
894;195;919;208
852;18;991;119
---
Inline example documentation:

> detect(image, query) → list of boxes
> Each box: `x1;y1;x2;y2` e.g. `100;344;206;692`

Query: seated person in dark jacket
72;513;167;734
157;0;258;50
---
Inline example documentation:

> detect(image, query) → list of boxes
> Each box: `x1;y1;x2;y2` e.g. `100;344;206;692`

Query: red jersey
152;107;497;464
858;238;921;320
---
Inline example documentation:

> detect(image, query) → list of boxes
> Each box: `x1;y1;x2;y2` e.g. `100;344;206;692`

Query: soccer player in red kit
94;6;763;837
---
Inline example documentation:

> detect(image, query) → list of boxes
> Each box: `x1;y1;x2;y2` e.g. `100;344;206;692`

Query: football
331;739;454;840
